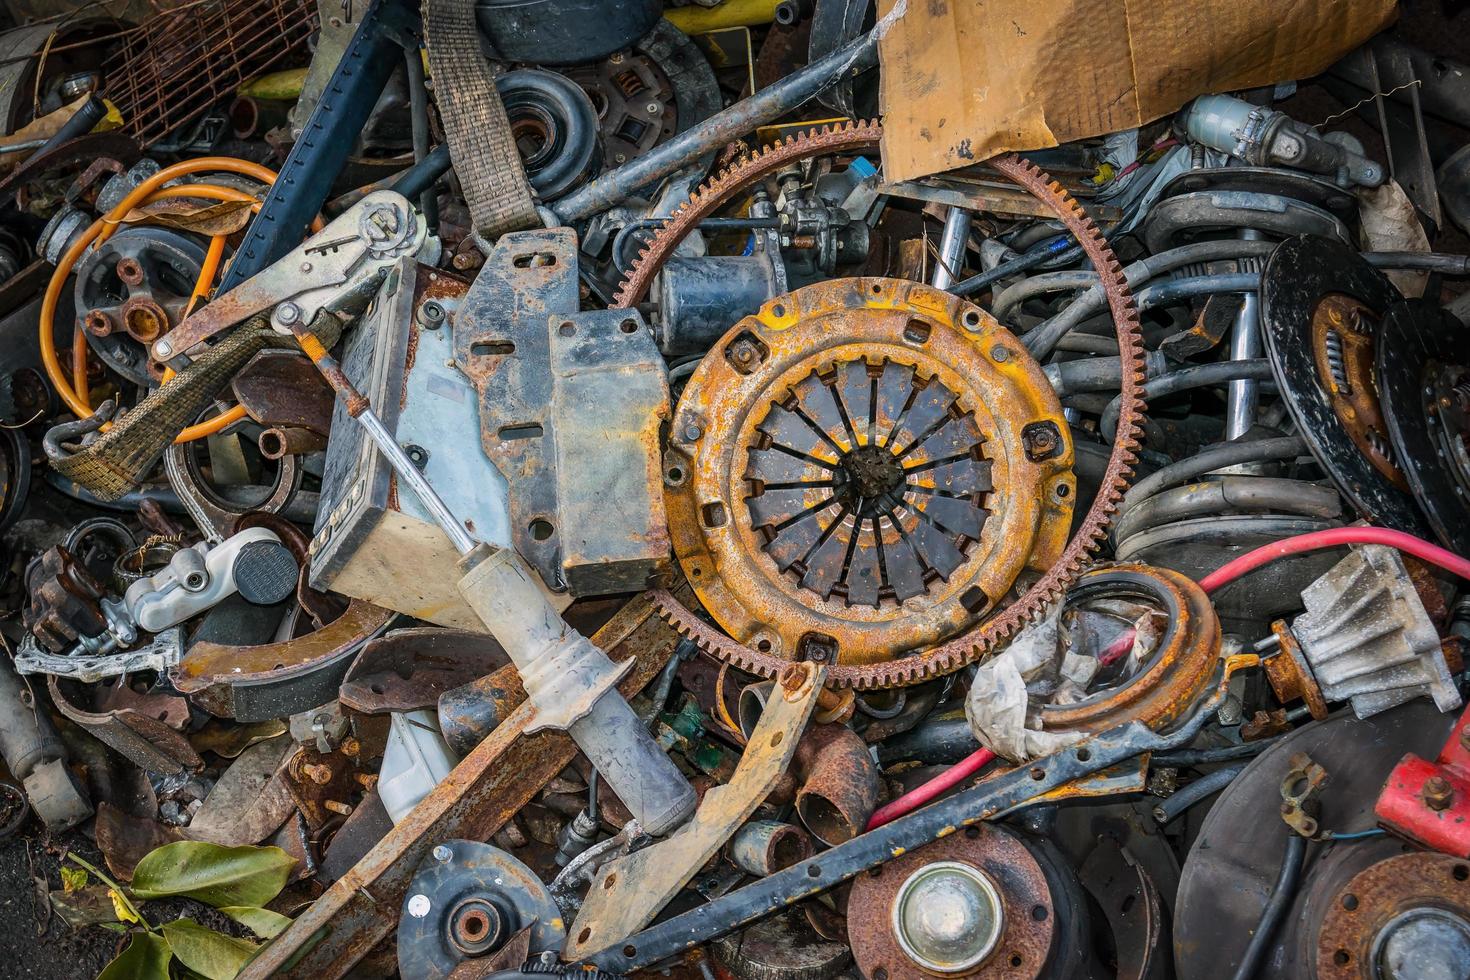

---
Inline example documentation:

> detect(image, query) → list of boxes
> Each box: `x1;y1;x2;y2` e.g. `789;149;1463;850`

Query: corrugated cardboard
876;0;1398;183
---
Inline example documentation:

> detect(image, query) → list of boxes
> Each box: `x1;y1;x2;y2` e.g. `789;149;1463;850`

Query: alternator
663;277;1074;667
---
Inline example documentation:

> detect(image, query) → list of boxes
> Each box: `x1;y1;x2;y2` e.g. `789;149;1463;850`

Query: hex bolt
276;302;302;326
1424;775;1455;811
990;344;1010;362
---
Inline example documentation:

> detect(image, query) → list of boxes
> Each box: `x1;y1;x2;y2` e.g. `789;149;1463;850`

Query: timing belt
421;0;538;238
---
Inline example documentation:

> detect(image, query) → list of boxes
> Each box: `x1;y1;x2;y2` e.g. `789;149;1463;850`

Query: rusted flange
1315;851;1470;979
1040;563;1221;737
846;824;1055;979
1263;619;1329;720
664;277;1073;667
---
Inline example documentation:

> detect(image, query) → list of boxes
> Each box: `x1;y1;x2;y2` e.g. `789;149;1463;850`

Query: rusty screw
1424;775;1455;811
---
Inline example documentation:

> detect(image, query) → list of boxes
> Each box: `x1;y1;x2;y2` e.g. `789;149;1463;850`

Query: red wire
1198;526;1470;594
866;746;997;830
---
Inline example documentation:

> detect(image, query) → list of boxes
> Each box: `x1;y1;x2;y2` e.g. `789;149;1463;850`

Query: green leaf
97;932;171;980
131;842;294;908
217;906;291;939
161;918;259;980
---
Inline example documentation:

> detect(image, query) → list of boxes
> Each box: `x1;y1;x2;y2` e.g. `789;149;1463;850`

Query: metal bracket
566;662;824;957
1376;702;1470;857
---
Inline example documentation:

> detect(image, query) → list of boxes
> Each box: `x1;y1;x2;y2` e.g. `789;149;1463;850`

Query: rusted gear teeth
630;144;1147;689
611;119;884;309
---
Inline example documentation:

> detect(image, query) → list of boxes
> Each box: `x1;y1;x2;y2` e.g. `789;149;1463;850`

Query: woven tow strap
51;316;288;501
421;0;539;237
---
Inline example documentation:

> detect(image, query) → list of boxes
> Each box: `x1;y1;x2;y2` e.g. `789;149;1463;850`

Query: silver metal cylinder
1224;230;1266;444
931;206;972;291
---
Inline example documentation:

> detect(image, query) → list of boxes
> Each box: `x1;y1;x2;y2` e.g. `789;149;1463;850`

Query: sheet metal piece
236;593;681;979
454;229;578;591
566;662;823;958
549;308;670;595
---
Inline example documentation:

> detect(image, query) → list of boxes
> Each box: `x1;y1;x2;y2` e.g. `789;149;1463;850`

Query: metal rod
551;26;880;223
355;408;475;555
1224;230;1265;443
930;206;971;290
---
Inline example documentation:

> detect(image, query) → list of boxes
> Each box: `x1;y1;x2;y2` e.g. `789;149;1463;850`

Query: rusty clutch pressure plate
663;277;1075;668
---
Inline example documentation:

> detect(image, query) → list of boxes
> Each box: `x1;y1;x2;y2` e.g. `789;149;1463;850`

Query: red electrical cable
866;746;997;830
1198;526;1470;594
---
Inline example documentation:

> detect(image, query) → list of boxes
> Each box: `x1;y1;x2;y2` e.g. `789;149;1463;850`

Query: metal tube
1225;231;1266;443
551;28;879;223
931;206;971;290
404;45;440;233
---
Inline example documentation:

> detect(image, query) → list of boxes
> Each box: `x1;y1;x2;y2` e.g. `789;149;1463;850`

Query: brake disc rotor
664;277;1074;667
1376;298;1470;552
1260;235;1429;536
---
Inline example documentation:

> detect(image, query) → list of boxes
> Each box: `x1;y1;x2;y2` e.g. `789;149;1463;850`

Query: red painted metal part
1375;703;1470;857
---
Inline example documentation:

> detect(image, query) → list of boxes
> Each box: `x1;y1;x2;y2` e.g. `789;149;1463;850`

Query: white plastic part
378;710;459;824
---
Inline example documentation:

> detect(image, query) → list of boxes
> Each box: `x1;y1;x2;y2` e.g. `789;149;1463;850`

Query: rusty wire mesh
102;0;317;148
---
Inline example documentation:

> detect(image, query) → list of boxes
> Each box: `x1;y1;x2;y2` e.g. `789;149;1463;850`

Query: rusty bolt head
1425;776;1455;811
83;310;114;337
730;339;760;367
452;252;478;270
778;663;806;693
989;343;1010;362
303;763;334;785
683;422;703;442
1021;420;1063;462
324;800;353;816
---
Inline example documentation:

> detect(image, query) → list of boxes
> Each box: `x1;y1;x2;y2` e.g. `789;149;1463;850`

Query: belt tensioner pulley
662;277;1074;667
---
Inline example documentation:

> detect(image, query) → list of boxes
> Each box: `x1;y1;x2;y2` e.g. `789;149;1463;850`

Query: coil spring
1367;427;1398;469
1324;329;1350;395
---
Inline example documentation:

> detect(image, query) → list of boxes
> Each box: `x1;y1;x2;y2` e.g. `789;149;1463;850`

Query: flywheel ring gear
613;123;1147;688
663;277;1075;666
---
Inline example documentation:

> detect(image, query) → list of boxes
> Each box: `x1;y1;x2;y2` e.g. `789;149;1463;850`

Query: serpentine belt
420;0;539;237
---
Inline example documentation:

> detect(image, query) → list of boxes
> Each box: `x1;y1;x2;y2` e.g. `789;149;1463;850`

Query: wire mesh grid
102;0;317;147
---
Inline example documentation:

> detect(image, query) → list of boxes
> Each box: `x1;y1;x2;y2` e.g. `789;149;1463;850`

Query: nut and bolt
276;302;302;326
302;763;334;785
1425;775;1456;811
